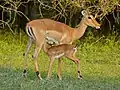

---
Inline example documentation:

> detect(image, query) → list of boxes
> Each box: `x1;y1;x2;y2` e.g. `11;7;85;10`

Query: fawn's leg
47;57;55;79
76;59;82;79
57;58;62;80
66;55;82;79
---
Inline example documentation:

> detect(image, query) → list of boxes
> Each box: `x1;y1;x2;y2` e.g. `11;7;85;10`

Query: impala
46;44;82;80
23;10;100;80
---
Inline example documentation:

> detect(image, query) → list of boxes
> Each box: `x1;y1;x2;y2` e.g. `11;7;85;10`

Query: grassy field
0;31;120;90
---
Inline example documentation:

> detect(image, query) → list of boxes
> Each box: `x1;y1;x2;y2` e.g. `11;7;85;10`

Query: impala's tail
26;24;36;40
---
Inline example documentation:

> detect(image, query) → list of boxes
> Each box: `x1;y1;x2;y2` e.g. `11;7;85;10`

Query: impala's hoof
78;75;83;80
57;75;62;80
23;73;27;77
23;69;27;77
36;71;42;80
59;77;62;80
37;76;43;80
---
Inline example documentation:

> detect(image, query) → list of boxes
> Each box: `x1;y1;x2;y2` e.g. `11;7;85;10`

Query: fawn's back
47;44;76;58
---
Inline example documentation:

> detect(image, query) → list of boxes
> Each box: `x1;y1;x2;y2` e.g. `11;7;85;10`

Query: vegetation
0;31;120;90
0;0;120;35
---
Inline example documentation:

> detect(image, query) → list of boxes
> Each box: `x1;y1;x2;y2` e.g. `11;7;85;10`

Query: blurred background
0;0;120;37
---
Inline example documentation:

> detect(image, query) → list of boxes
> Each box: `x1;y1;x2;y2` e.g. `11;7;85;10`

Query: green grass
0;31;120;90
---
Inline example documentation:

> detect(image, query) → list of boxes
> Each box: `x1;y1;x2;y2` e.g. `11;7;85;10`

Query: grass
0;31;120;90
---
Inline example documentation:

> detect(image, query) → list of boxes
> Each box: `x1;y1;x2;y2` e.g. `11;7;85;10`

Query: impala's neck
73;18;87;40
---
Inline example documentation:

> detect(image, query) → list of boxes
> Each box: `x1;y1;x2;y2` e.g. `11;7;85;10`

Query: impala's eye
88;17;91;19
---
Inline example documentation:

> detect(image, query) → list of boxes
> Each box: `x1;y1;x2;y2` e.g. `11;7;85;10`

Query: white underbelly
45;30;62;40
54;53;64;59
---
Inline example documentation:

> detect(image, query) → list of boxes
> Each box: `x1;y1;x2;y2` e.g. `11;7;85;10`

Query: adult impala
23;10;100;79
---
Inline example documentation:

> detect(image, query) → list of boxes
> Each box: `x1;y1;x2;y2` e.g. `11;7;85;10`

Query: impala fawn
46;44;82;80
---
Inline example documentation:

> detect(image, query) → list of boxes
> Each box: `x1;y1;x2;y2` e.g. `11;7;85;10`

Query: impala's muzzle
95;26;100;29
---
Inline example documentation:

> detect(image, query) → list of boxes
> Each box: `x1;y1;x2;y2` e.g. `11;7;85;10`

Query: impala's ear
81;10;88;16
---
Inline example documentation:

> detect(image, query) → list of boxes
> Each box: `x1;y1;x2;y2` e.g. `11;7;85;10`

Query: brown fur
23;10;100;79
46;44;82;79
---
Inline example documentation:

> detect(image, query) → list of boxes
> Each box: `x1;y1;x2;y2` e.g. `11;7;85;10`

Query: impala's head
81;10;100;29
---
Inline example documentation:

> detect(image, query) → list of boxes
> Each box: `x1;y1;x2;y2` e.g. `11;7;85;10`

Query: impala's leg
23;37;33;77
32;43;43;80
66;55;82;79
47;57;55;79
57;58;62;80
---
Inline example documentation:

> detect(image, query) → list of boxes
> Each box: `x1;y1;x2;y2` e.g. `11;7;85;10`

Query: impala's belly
45;30;62;41
45;30;72;45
